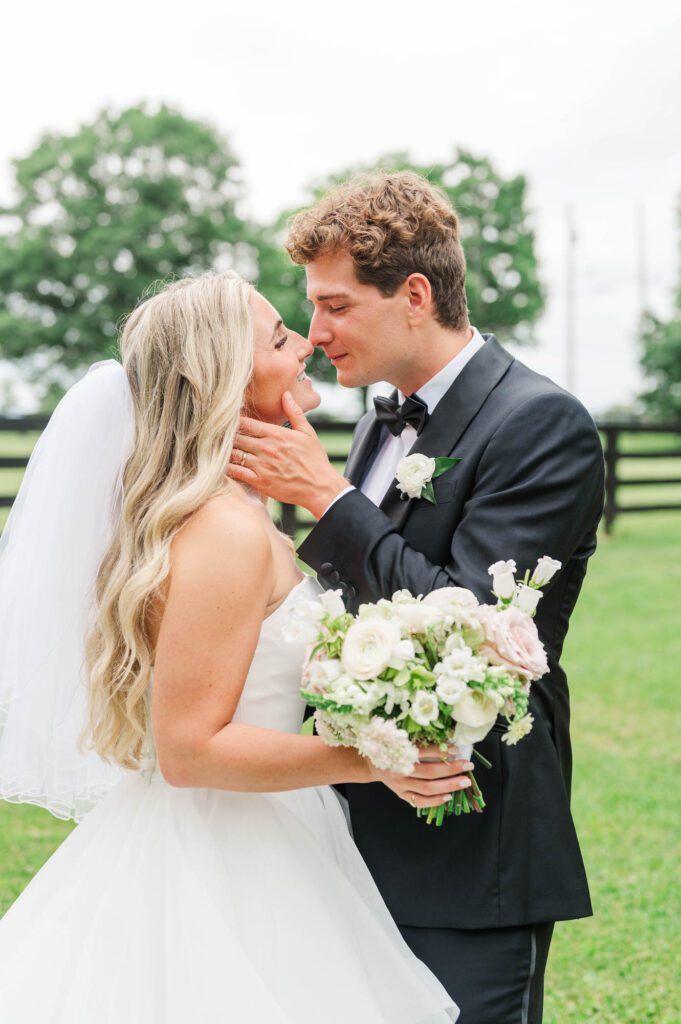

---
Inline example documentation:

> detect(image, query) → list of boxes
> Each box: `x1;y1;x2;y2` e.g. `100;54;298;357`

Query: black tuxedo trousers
299;338;604;933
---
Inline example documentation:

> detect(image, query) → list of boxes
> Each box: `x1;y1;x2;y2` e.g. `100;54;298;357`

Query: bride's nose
293;331;314;360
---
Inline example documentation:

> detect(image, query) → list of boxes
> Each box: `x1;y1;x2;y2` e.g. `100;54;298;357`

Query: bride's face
247;292;321;423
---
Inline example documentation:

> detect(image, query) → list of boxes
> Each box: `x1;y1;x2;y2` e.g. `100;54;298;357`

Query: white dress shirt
327;327;486;513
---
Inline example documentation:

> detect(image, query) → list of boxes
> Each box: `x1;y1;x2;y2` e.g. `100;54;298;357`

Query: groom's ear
404;273;432;323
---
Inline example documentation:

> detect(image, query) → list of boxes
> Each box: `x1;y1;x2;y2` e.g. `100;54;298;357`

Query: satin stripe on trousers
399;922;555;1024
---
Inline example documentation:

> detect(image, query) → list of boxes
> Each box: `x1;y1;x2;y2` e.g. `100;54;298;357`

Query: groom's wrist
305;472;352;521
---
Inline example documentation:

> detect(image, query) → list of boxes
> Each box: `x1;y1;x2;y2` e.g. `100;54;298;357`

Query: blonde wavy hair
286;171;469;330
84;271;254;769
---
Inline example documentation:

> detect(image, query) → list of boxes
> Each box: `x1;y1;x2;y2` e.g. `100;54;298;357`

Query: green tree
260;150;545;386
0;104;254;407
639;199;681;421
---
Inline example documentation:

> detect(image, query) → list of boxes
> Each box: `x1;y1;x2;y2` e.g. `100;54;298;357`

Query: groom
231;172;604;1022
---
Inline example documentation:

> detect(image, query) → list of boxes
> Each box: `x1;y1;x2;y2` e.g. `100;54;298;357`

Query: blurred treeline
0;103;677;418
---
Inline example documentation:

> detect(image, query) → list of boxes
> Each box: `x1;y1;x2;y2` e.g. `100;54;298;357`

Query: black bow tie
373;393;429;437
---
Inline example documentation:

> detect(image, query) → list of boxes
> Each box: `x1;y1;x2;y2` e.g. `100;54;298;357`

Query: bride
0;271;468;1022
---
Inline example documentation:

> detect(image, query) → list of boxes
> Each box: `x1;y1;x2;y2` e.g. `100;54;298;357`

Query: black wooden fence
1;417;680;534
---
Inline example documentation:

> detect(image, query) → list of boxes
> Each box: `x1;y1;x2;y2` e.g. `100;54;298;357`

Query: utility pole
565;205;577;394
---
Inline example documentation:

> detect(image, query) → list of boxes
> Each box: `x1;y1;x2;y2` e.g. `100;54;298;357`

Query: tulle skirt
0;773;458;1022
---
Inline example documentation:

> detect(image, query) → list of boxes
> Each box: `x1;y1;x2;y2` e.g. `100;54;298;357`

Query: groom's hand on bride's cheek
228;392;350;519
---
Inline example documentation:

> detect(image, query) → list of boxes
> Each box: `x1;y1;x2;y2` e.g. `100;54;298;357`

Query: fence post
603;426;618;534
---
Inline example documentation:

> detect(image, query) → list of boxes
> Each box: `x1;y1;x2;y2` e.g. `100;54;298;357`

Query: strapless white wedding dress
0;576;458;1023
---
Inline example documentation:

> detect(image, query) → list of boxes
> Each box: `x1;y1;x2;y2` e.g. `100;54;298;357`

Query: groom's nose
309;310;332;349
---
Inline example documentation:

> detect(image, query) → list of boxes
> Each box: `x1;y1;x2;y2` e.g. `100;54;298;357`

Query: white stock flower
341;617;402;681
318;589;347;619
488;559;517;600
358;599;397;621
356;718;419;775
439;647;473;672
530;557;562;588
395;453;437;499
410;689;441;726
329;676;364;707
435;675;468;705
450;687;504;743
304;658;343;693
501;713;535;746
512;584;543;616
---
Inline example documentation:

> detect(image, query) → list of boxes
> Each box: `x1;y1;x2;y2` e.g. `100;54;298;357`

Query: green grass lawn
0;513;678;1020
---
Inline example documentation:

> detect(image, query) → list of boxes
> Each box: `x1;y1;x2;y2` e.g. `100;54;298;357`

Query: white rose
512;584;543;616
410;689;441;726
450;688;504;742
341;617;402;681
435;675;468;705
395;453;437;499
530;556;562;588
281;616;321;644
488;559;517;600
318;589;347;619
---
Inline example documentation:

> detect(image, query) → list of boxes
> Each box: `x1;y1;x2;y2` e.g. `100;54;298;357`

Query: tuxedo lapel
379;338;514;530
344;410;385;486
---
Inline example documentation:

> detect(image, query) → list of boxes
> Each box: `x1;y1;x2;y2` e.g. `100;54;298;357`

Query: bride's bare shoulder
171;488;272;579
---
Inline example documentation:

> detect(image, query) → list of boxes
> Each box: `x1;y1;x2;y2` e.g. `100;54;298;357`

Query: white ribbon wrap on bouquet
0;361;134;820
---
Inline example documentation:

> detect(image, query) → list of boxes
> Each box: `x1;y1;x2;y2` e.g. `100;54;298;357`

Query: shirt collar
398;327;486;413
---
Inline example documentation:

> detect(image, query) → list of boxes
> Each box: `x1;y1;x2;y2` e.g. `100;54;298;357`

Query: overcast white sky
2;0;680;415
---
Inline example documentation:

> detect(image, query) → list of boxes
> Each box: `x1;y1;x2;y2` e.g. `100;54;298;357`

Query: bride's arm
152;497;469;805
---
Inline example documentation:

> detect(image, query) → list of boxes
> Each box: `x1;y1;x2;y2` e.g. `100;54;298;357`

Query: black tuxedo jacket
298;337;604;930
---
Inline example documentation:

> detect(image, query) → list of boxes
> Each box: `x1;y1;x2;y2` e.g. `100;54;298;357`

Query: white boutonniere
395;453;461;503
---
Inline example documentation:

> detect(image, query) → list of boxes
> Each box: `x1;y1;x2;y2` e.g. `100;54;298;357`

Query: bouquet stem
417;769;486;826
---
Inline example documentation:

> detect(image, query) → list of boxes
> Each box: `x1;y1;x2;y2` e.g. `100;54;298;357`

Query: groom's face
306;252;411;389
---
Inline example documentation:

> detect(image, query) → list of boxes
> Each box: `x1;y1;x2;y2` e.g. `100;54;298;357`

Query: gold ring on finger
409;794;416;809
239;450;248;467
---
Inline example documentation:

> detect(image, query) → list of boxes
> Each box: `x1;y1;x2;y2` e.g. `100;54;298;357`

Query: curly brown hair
286;171;469;330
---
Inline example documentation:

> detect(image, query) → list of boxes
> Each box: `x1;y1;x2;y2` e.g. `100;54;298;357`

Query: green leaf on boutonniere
421;457;461;504
432;456;461;479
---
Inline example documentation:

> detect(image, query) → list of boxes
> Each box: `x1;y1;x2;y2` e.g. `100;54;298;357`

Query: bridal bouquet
285;557;560;825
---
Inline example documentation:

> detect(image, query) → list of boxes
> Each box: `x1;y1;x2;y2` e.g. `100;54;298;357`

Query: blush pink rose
477;605;549;680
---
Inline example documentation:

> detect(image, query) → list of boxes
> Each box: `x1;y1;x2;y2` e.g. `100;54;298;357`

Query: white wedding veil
0;360;134;821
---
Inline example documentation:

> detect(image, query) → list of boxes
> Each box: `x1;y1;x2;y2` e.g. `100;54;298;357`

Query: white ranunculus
423;587;479;614
358;599;396;620
435;675;468;705
318;589;347;619
512;584;543;616
410;689;441;726
393;600;447;635
530;556;562;588
340;617;402;681
395;453;437;499
488;559;517;600
450;688;504;742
